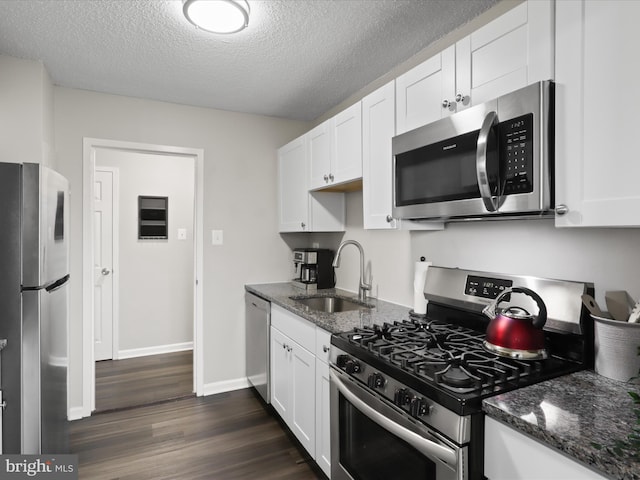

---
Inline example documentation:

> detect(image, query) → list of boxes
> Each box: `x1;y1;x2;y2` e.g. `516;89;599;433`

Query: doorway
82;138;204;416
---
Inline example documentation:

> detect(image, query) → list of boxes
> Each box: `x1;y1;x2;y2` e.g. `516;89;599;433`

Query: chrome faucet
332;240;371;301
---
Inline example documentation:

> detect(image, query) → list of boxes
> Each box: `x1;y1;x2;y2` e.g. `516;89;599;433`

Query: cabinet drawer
316;327;331;364
271;304;316;353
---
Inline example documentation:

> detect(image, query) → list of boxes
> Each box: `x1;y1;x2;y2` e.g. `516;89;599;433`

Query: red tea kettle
482;286;548;360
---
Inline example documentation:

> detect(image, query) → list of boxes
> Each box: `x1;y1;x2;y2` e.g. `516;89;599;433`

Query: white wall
96;149;195;353
323;193;640;310
0;54;54;167
53;86;310;410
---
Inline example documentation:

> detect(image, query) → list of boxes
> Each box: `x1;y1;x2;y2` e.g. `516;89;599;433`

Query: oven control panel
465;275;512;300
335;353;433;420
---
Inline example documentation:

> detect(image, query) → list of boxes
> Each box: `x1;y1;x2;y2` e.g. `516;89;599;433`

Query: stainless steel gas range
329;267;594;480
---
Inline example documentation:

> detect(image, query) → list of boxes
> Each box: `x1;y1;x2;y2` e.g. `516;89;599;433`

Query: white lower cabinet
315;328;332;477
484;417;606;480
270;325;316;456
270;305;332;477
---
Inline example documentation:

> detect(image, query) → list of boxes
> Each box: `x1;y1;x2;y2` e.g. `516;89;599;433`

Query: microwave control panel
500;113;534;194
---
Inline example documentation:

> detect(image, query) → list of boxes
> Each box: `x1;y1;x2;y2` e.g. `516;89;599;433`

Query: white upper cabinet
278;135;345;233
363;81;397;229
363;81;444;231
309;103;363;190
278;137;309;232
396;0;554;135
555;0;640;227
332;102;363;185
308;119;333;190
395;45;456;135
462;0;554;106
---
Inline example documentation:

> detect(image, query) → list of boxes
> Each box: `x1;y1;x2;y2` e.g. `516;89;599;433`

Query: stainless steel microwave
392;80;554;221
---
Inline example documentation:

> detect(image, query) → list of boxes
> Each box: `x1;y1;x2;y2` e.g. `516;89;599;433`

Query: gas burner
436;359;483;390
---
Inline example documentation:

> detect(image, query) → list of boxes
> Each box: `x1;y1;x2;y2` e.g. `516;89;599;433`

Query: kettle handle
492;286;548;329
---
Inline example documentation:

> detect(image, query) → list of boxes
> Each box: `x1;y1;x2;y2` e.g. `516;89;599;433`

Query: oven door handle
476;110;499;212
331;370;458;468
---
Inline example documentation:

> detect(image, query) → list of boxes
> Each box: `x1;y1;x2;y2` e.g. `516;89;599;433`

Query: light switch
177;228;187;240
212;230;224;245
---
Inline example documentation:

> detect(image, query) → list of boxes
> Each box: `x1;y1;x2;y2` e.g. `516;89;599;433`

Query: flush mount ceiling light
183;0;250;34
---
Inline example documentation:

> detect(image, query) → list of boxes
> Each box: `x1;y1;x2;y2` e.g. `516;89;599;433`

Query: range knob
367;372;385;389
337;355;361;374
344;359;361;374
409;397;431;417
336;354;350;369
393;388;411;407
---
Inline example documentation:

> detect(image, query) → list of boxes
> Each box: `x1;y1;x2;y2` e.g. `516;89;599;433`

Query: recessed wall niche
138;195;168;239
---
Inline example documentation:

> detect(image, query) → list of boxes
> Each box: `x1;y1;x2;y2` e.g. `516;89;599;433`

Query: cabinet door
308;120;333;190
332;102;363;185
363;81;397;229
315;359;331;477
555;0;640;227
270;326;290;420
395;45;456;135
485;417;607;480
290;342;316;456
463;0;554;106
278;137;308;232
363;82;444;231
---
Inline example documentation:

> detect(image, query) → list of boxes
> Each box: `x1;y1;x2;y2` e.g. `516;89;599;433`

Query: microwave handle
476;110;499;212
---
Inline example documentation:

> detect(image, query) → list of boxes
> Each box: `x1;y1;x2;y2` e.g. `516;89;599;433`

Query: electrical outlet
177;228;187;240
212;230;224;245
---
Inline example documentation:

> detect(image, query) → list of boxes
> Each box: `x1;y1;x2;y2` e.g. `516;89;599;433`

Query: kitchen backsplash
307;191;640;308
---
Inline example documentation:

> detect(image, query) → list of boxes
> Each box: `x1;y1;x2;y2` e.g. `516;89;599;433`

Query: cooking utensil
605;290;633;321
581;294;610;319
482;286;548;360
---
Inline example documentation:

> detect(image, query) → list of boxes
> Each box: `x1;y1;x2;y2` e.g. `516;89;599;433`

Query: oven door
330;368;466;480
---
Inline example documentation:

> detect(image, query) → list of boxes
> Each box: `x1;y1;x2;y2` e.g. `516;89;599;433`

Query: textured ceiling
0;0;499;121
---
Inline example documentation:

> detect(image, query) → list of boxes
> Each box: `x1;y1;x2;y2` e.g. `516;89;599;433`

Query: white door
93;169;115;361
270;326;291;420
395;45;456;135
278;137;309;232
290;342;316;455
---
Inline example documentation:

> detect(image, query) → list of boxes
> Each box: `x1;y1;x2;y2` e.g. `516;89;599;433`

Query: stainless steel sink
290;295;372;313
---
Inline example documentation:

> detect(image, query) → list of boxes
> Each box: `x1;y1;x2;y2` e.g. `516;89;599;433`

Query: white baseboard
118;342;193;360
68;406;86;421
202;377;251;396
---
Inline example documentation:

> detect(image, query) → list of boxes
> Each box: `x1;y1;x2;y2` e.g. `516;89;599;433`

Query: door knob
101;268;111;276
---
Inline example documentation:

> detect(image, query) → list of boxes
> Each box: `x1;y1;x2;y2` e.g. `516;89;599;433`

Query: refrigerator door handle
45;274;70;293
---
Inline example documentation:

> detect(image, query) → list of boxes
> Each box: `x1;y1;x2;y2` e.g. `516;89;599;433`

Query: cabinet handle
442;99;455;111
323;174;329;183
323;345;329;353
301;222;306;229
455;93;468;104
555;204;569;216
287;346;292;352
386;215;393;223
282;343;287;350
329;173;334;182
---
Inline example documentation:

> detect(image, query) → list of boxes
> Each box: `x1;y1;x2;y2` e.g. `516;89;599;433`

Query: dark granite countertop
483;370;640;480
245;282;410;333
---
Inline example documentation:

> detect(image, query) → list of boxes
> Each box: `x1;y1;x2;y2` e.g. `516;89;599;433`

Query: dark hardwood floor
95;350;194;412
70;389;324;480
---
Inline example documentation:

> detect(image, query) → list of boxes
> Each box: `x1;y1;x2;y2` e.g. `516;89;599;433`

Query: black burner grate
344;318;546;394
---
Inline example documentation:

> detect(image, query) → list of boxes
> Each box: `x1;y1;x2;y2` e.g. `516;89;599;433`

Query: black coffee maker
292;248;335;290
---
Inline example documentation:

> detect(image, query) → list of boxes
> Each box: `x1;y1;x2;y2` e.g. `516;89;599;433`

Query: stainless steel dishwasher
245;291;271;403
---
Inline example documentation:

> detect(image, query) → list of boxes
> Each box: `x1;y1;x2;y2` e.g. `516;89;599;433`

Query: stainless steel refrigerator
0;162;69;454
